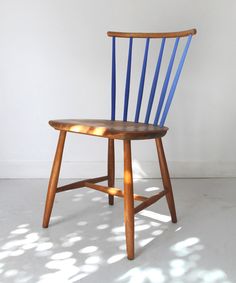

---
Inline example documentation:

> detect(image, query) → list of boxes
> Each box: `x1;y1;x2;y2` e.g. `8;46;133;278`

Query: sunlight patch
77;221;87;226
80;264;98;273
51;216;62;221
79;246;98;254
170;237;201;257
118;267;165;283
0;251;10;260
22;243;37;250
2;240;24;250
69;236;82;243
150;221;161;227
172;238;199;250
175;227;182;232
203;269;227;282
10;250;24;256
169;259;188;277
72;198;82;202
152;230;163;236
92;197;103;201
17;224;29;228
4;269;18;278
145;187;161;192
132;159;148;178
97;224;109;230
139;210;171;222
36;242;53;252
85;256;101;264
134;219;145;225
139;237;154;247
70;273;88;282
26;233;40;242
135;224;151;231
11;228;29;235
46;258;76;270
51;251;73;260
112;226;125;234
107;254;126;264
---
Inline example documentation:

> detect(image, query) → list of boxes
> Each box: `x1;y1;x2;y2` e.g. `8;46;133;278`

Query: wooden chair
42;29;197;260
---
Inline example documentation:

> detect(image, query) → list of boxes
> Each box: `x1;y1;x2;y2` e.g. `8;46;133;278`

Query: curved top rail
107;29;197;38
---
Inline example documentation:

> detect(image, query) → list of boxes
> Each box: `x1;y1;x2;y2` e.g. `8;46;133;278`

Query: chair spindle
111;37;116;121
123;38;133;122
145;38;166;124
159;35;193;127
135;38;150;123
153;37;180;126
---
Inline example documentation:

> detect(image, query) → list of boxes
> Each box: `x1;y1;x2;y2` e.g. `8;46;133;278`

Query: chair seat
49;119;168;140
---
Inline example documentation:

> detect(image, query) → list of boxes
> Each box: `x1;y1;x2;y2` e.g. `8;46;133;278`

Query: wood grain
155;138;177;223
108;139;115;205
107;29;197;38
49;119;168;140
84;182;147;202
42;131;66;228
57;175;108;192
123;140;134;260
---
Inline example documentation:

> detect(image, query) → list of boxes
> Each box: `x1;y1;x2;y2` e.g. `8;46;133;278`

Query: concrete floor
0;178;235;283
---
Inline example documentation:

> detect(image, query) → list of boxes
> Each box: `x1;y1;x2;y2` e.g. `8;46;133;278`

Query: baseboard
0;160;235;178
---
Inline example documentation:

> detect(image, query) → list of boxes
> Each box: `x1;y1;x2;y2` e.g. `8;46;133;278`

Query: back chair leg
42;131;67;228
155;138;177;223
108;139;115;205
123;140;135;260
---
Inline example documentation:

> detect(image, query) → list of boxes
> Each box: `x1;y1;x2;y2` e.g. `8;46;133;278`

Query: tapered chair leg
108;139;115;205
155;138;177;223
123;140;134;260
42;131;67;228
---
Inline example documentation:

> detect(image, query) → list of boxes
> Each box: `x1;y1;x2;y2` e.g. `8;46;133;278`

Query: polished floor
0;178;235;283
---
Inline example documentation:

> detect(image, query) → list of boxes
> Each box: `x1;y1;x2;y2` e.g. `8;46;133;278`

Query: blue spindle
123;37;133;121
145;38;166;124
111;37;116;121
153;37;180;126
134;38;150;123
159;35;192;127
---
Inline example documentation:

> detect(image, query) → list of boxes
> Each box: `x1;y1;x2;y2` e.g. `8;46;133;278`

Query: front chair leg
123;140;134;260
155;138;177;223
108;138;115;205
42;131;67;228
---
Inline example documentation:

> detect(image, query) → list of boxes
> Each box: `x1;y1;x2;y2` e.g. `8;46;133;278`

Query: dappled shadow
0;178;235;283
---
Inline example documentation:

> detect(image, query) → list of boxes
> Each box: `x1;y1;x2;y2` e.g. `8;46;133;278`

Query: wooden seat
49;119;168;140
42;29;197;260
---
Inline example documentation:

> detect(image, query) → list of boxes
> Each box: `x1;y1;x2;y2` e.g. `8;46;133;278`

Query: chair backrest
107;29;197;127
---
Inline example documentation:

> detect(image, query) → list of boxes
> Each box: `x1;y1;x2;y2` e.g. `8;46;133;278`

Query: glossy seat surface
49;119;168;140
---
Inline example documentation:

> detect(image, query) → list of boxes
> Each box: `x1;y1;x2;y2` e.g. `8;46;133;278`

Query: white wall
0;0;236;178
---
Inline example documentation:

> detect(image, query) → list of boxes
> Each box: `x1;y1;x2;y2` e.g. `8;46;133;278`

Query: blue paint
111;37;116;121
135;38;150;123
123;37;133;121
153;37;180;126
160;35;192;127
145;38;165;124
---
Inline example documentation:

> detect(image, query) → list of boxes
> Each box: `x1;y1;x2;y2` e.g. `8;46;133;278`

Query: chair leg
42;131;67;228
155;138;177;223
123;140;134;260
108;139;115;205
